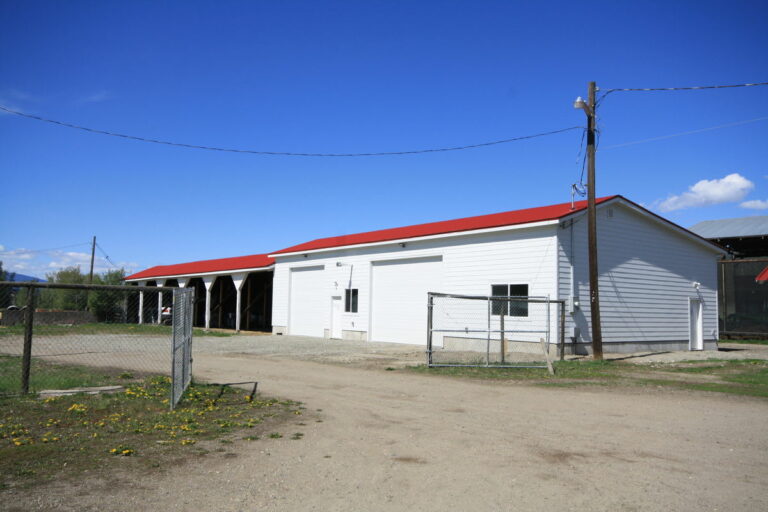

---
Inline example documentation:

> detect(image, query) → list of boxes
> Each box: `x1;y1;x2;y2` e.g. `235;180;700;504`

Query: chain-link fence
427;292;564;368
719;259;768;338
0;281;194;408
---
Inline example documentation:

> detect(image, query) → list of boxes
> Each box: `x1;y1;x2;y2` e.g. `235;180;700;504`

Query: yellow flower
67;403;88;414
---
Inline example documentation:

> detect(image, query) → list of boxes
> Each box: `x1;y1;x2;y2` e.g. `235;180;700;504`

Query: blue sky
1;0;767;278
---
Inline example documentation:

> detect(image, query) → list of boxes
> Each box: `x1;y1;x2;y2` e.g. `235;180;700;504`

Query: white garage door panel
371;256;443;345
289;266;326;337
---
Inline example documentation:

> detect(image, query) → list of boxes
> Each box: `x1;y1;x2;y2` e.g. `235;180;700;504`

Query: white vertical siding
558;203;720;344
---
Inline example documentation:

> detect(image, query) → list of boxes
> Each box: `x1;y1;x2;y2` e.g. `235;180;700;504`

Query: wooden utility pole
586;81;603;360
88;236;96;284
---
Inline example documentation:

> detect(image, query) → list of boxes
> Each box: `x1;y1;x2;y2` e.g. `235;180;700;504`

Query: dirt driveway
15;336;768;511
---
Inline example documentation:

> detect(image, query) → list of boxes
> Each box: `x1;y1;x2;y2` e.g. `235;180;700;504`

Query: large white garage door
371;256;443;345
289;265;326;337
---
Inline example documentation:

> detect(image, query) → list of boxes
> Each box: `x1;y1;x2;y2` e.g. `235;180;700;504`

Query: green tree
0;261;17;308
89;268;127;322
38;266;89;311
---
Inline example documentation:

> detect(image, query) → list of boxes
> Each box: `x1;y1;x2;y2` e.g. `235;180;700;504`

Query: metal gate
427;292;564;368
171;287;194;409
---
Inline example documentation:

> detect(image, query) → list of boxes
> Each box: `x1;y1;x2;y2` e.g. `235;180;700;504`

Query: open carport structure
124;254;274;332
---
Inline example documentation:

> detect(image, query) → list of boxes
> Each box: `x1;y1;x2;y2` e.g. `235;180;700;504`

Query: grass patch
404;359;768;398
1;375;303;491
0;356;118;395
407;360;620;381
0;323;232;338
720;339;768;345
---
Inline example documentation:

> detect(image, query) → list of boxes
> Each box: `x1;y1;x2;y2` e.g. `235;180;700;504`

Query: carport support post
138;281;145;324
203;276;215;331
156;280;165;324
21;286;35;394
231;273;247;333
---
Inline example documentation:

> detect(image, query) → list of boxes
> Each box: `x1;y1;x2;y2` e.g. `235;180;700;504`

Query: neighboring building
127;195;724;353
689;216;768;258
690;216;768;337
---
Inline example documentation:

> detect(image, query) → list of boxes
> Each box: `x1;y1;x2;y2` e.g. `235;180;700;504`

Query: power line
95;243;120;269
0;104;582;157
600;116;768;150
0;242;91;256
598;80;768;105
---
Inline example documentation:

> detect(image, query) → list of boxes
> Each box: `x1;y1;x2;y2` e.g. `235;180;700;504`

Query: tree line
2;263;129;322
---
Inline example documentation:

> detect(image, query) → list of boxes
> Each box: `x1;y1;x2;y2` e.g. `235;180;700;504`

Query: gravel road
8;335;768;512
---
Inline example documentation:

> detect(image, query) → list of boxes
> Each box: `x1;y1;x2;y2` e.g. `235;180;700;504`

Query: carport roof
271;196;620;255
125;253;274;281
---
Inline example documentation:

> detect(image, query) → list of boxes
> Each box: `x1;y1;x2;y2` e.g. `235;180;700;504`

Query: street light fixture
573;96;592;116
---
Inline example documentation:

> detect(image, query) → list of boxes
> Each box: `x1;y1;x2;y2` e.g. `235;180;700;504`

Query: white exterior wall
272;224;561;343
557;202;721;350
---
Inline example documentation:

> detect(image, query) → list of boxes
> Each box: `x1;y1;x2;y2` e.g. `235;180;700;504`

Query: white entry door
689;298;703;351
330;296;343;339
371;256;443;345
289;266;326;337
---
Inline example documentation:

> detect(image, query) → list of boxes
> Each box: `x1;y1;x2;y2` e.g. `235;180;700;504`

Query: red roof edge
125;253;274;281
271;196;619;255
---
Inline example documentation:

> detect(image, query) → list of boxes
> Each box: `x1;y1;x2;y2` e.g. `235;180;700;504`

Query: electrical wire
573;127;587;187
599;116;768;151
597;81;768;105
95;243;120;269
0;104;583;157
0;242;91;256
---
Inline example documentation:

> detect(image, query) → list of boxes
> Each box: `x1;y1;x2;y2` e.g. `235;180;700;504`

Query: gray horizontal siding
558;203;720;344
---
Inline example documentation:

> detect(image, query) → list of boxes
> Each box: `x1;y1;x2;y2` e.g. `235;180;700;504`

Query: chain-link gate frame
171;287;194;409
0;281;195;408
427;292;565;368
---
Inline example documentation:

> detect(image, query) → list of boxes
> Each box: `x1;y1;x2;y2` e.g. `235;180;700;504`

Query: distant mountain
11;273;45;282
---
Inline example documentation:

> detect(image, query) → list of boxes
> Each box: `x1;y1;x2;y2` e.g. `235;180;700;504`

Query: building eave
268;219;561;259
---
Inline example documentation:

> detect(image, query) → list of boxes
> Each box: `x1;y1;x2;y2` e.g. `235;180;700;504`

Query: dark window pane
509;284;528;317
491;284;508;316
345;289;358;313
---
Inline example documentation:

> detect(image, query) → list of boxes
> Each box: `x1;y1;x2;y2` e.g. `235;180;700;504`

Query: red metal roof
271;196;620;255
125;253;274;281
126;196;621;281
756;266;768;283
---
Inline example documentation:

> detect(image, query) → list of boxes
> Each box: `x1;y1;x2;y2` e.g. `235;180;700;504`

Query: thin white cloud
0;89;39;115
657;173;754;212
6;89;39;102
0;246;138;279
740;199;768;210
75;90;111;105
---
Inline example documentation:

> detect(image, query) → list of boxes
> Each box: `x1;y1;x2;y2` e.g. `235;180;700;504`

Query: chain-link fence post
21;285;35;394
426;293;434;366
